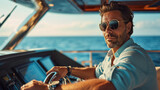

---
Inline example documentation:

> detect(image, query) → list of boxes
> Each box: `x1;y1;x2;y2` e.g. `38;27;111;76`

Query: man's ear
126;22;132;34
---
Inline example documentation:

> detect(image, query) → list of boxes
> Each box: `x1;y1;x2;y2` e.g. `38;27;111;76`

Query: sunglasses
99;20;120;31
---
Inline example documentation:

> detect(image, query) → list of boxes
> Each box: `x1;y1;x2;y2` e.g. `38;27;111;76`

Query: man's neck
110;47;119;66
111;47;119;55
110;38;130;66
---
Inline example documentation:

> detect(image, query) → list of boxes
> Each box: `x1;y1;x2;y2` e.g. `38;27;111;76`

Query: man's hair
99;2;134;36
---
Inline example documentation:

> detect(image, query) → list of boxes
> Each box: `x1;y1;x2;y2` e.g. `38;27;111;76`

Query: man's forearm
71;67;96;80
55;79;116;90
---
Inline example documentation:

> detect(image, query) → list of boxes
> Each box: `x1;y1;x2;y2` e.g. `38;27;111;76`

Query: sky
0;0;160;37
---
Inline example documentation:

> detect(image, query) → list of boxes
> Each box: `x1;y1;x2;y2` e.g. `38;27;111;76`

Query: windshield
0;1;160;51
0;1;33;47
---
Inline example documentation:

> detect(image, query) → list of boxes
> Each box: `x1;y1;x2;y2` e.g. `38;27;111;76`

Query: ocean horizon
0;36;160;66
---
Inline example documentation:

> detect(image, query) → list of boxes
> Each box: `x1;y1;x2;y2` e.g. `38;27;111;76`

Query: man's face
101;10;130;49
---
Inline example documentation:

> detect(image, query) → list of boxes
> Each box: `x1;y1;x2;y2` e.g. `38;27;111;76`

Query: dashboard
0;49;83;90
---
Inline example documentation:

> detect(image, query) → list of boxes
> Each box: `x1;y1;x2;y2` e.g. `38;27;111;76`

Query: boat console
0;50;83;90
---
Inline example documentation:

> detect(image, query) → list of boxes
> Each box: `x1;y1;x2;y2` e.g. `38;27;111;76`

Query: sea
0;36;160;66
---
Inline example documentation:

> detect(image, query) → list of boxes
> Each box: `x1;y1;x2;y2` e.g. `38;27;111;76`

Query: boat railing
60;50;160;67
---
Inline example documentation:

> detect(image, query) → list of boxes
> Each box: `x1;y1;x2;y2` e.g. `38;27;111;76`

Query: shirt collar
107;38;135;58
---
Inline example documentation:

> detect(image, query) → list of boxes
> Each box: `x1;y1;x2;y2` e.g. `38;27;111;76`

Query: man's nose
105;26;112;33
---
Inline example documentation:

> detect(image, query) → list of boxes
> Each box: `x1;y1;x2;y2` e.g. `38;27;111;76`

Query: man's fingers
21;80;47;90
46;66;60;75
46;69;57;75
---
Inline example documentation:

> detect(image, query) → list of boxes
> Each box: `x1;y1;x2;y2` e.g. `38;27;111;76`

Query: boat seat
156;66;160;90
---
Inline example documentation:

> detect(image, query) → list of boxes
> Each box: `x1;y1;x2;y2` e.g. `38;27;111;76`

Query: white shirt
96;38;158;90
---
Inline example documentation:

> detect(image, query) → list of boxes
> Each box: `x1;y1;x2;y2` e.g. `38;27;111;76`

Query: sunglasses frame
99;19;120;32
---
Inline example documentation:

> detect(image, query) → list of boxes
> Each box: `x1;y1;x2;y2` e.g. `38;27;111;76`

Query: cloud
134;19;160;30
34;20;98;30
133;19;160;36
54;21;97;29
29;20;101;36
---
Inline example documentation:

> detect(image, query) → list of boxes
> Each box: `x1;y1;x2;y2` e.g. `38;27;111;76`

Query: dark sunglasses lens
109;20;118;29
99;23;107;31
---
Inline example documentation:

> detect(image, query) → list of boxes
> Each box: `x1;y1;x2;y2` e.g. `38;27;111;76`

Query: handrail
60;50;108;53
60;50;160;67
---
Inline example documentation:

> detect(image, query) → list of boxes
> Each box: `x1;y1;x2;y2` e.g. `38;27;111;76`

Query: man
21;2;158;90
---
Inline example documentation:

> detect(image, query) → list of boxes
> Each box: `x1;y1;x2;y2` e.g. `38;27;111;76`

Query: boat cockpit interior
0;50;83;89
0;0;160;90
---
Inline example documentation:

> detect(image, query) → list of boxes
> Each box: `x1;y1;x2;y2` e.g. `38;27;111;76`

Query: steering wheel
43;72;72;89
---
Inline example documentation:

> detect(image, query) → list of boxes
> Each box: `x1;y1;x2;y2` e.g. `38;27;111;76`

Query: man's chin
106;42;118;48
107;44;115;48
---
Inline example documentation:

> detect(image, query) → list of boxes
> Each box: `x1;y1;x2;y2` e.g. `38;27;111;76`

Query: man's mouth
107;37;116;40
104;33;117;41
105;36;116;41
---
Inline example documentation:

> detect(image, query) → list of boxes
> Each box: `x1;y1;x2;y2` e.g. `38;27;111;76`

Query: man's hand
21;80;48;90
47;66;68;80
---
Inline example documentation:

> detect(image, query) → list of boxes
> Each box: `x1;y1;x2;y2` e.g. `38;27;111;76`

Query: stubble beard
106;29;127;49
